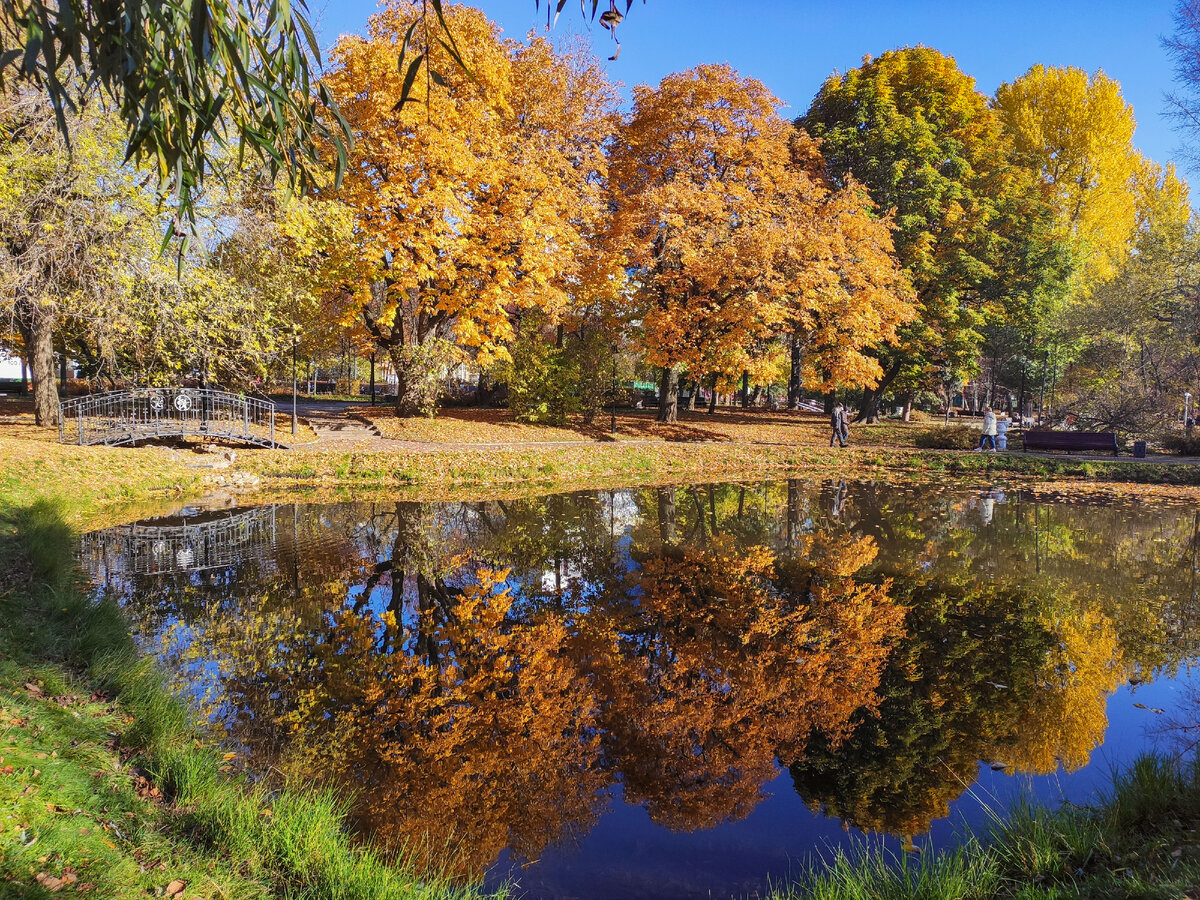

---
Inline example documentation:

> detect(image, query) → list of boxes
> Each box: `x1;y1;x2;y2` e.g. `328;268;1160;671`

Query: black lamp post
291;326;299;436
1038;349;1049;427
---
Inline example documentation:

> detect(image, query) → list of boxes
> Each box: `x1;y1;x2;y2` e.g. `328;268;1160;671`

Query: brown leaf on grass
35;872;63;891
165;879;187;896
132;772;162;801
24;683;44;698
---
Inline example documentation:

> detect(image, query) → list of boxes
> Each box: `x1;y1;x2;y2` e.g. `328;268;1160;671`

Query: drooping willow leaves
0;0;349;228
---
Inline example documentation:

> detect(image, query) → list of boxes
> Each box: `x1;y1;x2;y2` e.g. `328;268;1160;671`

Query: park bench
1022;430;1119;456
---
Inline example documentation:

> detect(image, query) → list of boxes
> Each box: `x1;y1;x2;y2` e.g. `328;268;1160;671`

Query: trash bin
1133;440;1147;459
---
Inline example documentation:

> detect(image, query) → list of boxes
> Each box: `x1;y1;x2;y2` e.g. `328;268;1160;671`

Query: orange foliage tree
319;1;617;416
609;64;911;422
580;530;905;830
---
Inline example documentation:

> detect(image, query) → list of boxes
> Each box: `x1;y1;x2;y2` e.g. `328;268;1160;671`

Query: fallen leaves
35;869;78;892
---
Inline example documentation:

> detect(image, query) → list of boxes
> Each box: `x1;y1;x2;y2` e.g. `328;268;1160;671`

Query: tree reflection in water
86;481;1200;879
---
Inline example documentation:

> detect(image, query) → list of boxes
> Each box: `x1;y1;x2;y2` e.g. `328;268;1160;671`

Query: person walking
830;402;849;448
977;406;998;452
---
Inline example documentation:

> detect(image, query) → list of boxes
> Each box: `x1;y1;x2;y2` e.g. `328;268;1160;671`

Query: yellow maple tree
320;1;617;415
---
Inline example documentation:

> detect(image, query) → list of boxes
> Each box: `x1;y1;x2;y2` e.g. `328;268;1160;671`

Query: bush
506;323;580;425
1161;432;1200;456
913;424;979;450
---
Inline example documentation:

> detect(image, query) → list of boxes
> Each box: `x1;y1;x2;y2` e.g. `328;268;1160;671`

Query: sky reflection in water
80;480;1200;900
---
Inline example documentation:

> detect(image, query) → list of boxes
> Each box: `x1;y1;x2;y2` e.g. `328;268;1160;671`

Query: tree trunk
657;366;678;423
657;487;677;545
708;374;718;415
901;393;913;422
687;379;698;411
20;357;27;392
741;371;750;409
786;479;802;550
16;298;59;426
858;358;904;423
788;334;806;410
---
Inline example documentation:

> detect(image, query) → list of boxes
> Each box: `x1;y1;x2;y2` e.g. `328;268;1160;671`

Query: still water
79;480;1200;900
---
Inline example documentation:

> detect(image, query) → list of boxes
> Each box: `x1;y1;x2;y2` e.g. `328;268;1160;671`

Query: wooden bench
1022;430;1119;455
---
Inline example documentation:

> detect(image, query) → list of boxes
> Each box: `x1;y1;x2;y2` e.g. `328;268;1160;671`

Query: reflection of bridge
59;389;283;448
79;506;279;578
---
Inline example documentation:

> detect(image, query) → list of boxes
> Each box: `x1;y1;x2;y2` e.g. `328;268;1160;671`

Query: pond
79;479;1200;900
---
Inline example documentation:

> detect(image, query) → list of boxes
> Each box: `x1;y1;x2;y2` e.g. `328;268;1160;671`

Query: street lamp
1038;349;1049;427
291;325;299;436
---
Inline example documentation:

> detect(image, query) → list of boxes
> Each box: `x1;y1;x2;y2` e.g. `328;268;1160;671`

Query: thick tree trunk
20;357;27;392
708;374;718;415
687;379;699;411
16;298;59;426
657;366;679;424
741;371;750;408
657;487;677;545
786;479;802;550
901;393;913;422
858;358;904;424
788;334;806;409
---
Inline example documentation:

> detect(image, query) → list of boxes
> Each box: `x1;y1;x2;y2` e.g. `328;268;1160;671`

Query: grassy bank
0;457;493;897
237;439;1200;491
786;753;1200;899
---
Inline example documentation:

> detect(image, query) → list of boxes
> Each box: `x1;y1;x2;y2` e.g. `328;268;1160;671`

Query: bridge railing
59;389;280;448
79;506;279;578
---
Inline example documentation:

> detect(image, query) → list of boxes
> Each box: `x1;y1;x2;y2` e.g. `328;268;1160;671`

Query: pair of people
830;402;850;447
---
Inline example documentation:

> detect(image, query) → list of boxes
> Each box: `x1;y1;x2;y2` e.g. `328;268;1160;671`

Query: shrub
506;322;580;425
1161;432;1200;456
913;424;978;450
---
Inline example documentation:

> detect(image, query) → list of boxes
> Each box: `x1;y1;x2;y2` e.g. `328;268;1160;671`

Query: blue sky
313;0;1187;173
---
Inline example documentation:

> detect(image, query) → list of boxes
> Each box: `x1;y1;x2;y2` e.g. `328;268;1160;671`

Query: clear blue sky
313;0;1187;173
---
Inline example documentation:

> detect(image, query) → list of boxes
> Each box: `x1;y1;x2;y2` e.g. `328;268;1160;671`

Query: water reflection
80;481;1200;892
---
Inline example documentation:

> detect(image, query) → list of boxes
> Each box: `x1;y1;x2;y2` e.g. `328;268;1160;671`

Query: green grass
770;754;1200;899
0;490;499;898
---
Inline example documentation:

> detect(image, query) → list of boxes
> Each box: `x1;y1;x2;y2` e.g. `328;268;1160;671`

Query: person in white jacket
976;407;998;452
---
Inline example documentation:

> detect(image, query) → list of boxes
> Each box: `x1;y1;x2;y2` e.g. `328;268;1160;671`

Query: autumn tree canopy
319;1;617;416
802;47;1071;421
610;64;912;423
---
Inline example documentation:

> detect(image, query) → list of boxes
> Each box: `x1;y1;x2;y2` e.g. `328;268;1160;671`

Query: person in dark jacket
830;402;849;447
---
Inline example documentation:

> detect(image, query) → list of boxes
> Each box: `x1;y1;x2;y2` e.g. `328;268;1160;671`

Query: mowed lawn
358;406;925;448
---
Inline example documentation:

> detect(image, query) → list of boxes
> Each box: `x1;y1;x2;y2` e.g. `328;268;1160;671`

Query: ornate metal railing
79;505;279;578
59;388;282;448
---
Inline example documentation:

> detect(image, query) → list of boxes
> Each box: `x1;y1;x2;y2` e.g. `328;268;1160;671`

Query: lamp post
1038;349;1049;427
943;368;953;426
291;326;298;436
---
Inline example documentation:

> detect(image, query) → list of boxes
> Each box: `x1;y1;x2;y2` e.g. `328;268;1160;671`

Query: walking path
252;403;1200;463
